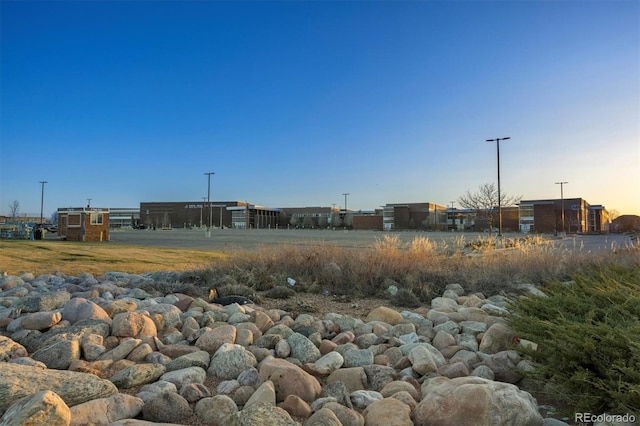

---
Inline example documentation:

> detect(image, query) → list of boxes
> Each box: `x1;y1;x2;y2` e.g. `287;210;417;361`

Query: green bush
507;265;640;414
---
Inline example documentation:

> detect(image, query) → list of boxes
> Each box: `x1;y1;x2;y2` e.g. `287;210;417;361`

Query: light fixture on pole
39;181;47;224
486;137;510;237
87;198;92;208
555;181;568;235
204;172;215;237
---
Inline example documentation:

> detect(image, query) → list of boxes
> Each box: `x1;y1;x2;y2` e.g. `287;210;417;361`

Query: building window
90;213;103;225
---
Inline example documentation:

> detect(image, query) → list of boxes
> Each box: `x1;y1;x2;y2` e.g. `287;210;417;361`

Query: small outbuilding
57;207;110;242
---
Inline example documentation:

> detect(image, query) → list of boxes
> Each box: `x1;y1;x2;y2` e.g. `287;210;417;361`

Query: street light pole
555;181;568;235
450;201;455;231
486;137;510;237
87;198;92;208
39;181;47;224
200;196;206;228
204;172;215;237
342;193;350;212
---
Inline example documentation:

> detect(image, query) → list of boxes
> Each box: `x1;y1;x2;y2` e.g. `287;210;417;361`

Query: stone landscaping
0;271;568;425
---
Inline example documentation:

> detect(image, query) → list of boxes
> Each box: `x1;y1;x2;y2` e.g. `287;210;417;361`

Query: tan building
58;207;110;241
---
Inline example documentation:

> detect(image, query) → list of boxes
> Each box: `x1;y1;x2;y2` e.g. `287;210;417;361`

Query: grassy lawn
0;240;227;276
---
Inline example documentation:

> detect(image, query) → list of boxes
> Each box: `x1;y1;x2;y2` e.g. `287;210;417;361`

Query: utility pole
555;181;568;235
204;172;215;237
200;196;206;228
39;181;47;224
450;201;455;230
486;137;510;237
342;193;350;212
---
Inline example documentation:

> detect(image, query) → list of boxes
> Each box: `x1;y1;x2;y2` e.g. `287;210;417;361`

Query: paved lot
108;228;634;253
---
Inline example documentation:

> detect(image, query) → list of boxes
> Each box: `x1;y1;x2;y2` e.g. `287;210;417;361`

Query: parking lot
108;228;634;253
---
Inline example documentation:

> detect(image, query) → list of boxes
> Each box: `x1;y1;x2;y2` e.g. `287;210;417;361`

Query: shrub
507;263;640;414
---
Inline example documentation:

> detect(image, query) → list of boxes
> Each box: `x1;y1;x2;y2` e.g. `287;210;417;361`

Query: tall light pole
39;181;47;223
342;193;350;212
87;198;92;208
200;196;207;228
486;137;510;237
555;181;568;235
204;172;215;236
450;201;455;231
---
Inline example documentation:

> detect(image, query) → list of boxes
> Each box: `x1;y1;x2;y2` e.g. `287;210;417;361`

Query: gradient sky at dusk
1;0;638;217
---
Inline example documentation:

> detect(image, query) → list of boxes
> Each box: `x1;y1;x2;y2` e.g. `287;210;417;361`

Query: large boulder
412;376;543;426
1;390;70;426
258;358;322;403
0;363;118;416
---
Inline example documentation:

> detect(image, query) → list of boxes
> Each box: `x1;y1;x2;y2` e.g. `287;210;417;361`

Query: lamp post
87;198;92;208
204;172;215;237
39;181;47;223
486;137;510;237
450;201;455;231
342;193;350;212
200;197;206;228
555;181;568;235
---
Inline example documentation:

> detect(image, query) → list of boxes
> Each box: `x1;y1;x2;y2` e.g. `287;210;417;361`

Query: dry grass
0;240;227;276
1;236;637;305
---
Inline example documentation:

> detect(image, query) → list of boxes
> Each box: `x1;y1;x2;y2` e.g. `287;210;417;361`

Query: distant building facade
518;198;609;234
382;202;447;231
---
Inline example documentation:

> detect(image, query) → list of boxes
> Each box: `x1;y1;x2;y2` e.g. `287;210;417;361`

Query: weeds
188;235;639;302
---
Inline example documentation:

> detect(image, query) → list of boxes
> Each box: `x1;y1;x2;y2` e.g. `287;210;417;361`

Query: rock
112;312;157;339
16;291;71;313
31;339;81;370
195;395;238;425
412;376;544;426
208;343;258;380
305;407;342;425
326;367;367;393
165;350;211;371
109;363;167;389
142;391;193;423
280;394;312;419
160;366;207;388
62;298;111;325
287;332;321;364
244;380;276;409
1;390;70;426
322;401;365;426
343;348;374;368
479;322;516;354
0;336;28;361
227;402;298;426
195;324;237;354
363;398;412;426
349;390;383;409
258;358;322;403
365;306;403;325
180;383;212;403
69;393;143;425
0;363;117;416
20;310;63;330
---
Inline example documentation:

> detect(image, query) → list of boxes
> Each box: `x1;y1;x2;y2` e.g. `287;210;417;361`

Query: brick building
58;207;110;242
382;202;447;230
518;198;609;234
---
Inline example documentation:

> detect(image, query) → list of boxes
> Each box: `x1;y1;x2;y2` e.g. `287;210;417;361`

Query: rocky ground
0;270;572;425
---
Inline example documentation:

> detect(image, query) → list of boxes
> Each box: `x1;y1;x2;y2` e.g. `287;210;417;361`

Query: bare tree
8;200;20;218
608;209;620;222
458;183;521;231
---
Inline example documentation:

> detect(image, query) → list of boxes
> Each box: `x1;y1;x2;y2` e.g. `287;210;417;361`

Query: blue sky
1;0;638;217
